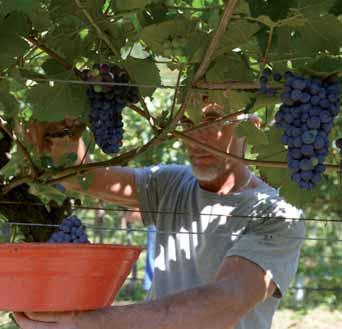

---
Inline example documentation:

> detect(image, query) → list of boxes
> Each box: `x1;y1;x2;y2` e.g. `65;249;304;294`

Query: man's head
181;102;260;183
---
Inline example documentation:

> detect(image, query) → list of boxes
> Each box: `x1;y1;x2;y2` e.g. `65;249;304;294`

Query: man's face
182;103;244;182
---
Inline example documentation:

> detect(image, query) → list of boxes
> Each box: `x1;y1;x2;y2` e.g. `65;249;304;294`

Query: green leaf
0;15;30;70
29;183;66;206
279;179;320;208
295;15;342;56
247;0;297;21
115;0;153;11
253;127;286;187
207;90;251;115
0;81;19;117
0;0;41;16
2;11;32;37
141;19;195;54
250;92;280;112
295;0;336;15
58;152;78;167
235;0;251;16
78;173;93;191
216;21;260;57
44;15;90;62
235;121;268;145
206;53;254;82
125;57;161;97
0;151;25;179
254;15;276;28
186;31;210;64
303;56;342;76
28;82;88;122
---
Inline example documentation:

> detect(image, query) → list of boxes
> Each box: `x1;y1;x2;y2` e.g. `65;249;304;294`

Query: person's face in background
182;103;245;183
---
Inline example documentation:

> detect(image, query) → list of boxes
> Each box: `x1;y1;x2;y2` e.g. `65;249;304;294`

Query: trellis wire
3;221;342;243
123;278;342;294
0;201;342;224
0;75;184;90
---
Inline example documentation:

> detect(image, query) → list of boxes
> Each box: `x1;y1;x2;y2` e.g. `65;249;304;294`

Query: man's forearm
91;280;243;329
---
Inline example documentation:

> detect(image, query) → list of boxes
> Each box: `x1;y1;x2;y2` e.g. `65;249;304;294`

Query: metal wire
0;75;183;90
0;201;342;224
3;221;342;243
123;277;342;293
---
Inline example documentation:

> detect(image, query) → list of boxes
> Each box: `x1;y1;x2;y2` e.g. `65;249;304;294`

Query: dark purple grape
336;138;342;149
48;215;90;244
273;71;340;190
82;64;140;154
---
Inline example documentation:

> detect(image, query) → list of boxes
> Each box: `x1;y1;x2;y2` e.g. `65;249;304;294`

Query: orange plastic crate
0;243;143;312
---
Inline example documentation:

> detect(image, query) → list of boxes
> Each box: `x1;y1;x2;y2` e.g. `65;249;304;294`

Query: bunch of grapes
259;67;281;97
274;72;340;190
48;215;90;243
162;35;187;57
82;64;140;154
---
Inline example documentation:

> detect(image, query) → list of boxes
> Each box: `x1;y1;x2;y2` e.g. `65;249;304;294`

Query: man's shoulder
149;164;193;178
248;182;304;219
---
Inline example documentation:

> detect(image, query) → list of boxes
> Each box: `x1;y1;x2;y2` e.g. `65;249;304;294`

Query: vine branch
192;0;241;84
25;36;74;72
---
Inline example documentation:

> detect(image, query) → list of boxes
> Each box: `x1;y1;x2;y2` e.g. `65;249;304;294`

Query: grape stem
260;25;275;74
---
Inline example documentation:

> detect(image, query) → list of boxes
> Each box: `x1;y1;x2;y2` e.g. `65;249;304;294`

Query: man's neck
198;165;254;195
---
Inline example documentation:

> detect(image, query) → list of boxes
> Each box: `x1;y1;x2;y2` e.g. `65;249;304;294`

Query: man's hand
13;309;105;329
13;311;79;329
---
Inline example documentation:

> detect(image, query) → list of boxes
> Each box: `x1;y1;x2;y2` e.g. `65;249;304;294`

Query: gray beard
191;161;227;182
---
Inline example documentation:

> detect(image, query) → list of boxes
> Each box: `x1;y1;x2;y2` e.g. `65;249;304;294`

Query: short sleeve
134;166;160;227
225;199;306;298
134;165;193;227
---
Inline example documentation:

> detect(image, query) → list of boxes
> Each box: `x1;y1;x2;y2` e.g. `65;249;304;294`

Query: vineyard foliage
0;0;341;307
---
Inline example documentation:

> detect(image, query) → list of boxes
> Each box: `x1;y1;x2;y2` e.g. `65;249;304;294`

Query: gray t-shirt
135;165;305;329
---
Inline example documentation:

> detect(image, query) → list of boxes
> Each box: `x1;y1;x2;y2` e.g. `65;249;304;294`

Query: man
15;103;305;329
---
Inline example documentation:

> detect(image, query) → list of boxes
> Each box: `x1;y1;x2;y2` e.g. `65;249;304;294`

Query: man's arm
25;120;140;209
87;256;275;329
14;256;275;329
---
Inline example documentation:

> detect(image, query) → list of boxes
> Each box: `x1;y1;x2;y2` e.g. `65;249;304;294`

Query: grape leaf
235;121;268;145
0;81;19;117
115;0;153;11
2;11;32;37
0;0;41;16
294;0;336;15
78;173;93;191
0;15;30;70
125;57;161;97
28;83;88;122
0;151;24;180
215;21;260;57
295;15;342;56
206;53;254;82
253;127;286;187
304;56;342;76
141;19;195;54
246;0;297;20
44;15;90;62
279;179;320;208
29;183;66;206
